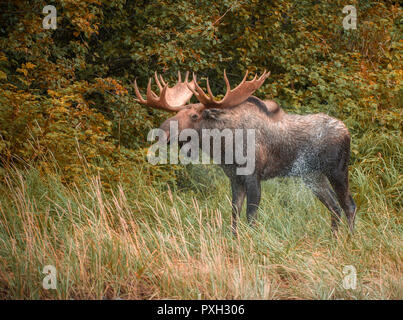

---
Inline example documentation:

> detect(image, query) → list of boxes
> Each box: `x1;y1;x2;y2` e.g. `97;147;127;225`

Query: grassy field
0;131;402;300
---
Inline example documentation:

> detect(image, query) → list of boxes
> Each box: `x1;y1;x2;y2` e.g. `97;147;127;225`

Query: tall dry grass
0;129;403;299
0;133;401;300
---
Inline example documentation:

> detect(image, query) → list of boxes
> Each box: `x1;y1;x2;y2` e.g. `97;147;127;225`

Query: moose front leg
245;175;261;227
230;179;246;235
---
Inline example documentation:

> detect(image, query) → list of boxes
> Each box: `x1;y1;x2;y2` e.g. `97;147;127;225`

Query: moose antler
188;70;270;109
134;71;195;112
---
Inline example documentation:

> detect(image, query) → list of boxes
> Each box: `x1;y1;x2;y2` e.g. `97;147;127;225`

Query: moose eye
190;114;199;121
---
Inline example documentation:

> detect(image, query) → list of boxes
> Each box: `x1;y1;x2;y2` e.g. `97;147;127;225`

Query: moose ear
202;108;225;120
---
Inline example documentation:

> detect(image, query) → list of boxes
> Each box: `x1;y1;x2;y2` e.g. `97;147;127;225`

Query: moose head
134;70;270;141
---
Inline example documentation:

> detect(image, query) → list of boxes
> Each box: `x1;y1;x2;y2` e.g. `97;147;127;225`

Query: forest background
0;0;401;299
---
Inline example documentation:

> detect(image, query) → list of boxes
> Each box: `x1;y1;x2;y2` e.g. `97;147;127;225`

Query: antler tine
206;78;215;100
186;73;198;95
154;72;163;92
134;71;196;112
192;72;210;102
257;70;269;82
159;74;167;87
258;69;267;81
146;78;159;100
134;79;147;104
223;70;231;92
219;70;232;101
240;70;249;84
192;73;201;96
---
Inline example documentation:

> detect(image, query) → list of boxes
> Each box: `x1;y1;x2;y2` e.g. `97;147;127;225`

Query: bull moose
134;70;357;235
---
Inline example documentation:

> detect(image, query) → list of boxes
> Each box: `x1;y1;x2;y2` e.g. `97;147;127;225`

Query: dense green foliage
0;0;401;299
0;1;401;184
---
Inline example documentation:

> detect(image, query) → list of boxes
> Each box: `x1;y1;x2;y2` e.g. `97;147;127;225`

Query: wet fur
197;97;356;234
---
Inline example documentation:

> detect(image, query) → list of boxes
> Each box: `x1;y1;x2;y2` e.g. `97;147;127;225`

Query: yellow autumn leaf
25;62;36;69
16;68;28;76
0;70;7;80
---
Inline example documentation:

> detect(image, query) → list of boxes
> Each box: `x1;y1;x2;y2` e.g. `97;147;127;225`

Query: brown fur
158;96;356;235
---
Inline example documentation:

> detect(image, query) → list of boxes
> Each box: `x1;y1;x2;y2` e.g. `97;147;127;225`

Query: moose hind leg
303;173;343;233
245;175;261;227
328;170;357;233
327;136;357;233
231;179;246;235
